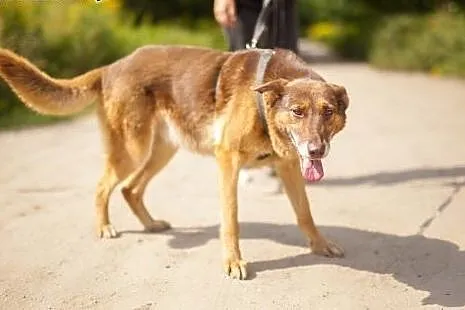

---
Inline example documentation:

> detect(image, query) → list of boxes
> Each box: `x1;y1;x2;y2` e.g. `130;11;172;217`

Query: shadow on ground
124;223;464;307
313;165;465;187
122;165;465;307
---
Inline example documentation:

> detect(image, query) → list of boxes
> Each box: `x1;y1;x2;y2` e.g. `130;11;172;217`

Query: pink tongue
301;158;324;182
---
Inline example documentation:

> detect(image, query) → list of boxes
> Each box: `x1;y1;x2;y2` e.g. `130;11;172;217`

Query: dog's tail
0;48;104;116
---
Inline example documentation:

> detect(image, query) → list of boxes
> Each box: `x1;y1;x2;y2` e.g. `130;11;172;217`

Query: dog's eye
290;107;304;118
323;106;334;118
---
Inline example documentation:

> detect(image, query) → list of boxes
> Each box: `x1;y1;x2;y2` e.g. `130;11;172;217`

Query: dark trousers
223;0;299;53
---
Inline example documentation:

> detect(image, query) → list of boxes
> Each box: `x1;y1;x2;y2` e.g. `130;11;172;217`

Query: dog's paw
310;238;344;258
224;258;248;280
144;220;171;232
98;224;118;239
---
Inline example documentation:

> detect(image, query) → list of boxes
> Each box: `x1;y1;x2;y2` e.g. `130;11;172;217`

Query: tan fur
0;45;349;280
0;49;102;115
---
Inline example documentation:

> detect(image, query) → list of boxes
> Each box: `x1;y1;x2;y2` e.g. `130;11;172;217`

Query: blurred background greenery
0;0;464;128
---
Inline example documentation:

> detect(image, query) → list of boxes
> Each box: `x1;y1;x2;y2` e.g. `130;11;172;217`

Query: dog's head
253;78;349;183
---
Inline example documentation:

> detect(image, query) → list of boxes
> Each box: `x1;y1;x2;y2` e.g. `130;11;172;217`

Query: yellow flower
82;0;122;12
308;22;341;41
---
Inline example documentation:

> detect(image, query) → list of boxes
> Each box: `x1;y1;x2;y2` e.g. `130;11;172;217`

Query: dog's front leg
215;149;247;280
275;160;344;257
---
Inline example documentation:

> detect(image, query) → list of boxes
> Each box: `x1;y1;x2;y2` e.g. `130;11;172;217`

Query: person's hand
214;0;237;28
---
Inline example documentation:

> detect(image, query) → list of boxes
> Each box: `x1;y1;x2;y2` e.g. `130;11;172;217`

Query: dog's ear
330;83;349;113
252;78;289;95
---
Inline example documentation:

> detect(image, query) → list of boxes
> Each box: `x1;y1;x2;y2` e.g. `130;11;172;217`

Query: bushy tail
0;48;103;116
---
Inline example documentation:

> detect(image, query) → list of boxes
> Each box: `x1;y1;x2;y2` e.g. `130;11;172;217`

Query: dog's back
99;46;234;154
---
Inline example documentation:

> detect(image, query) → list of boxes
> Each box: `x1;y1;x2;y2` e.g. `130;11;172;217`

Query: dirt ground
1;62;465;310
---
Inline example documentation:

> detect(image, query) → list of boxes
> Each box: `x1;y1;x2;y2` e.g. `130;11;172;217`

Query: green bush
369;11;465;77
301;0;381;59
0;2;224;129
306;19;377;60
302;0;465;60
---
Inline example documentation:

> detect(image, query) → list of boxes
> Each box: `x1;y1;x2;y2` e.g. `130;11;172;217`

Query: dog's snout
308;142;325;158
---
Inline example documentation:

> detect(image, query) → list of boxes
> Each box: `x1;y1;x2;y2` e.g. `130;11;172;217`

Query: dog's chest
161;113;275;164
161;116;217;155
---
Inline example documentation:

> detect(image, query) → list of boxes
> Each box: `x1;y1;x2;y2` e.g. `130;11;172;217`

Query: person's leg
269;0;299;54
280;0;299;53
222;0;299;53
223;1;261;51
223;22;246;51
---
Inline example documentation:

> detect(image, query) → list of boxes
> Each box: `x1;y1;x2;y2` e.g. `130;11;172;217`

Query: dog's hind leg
95;159;124;238
95;110;134;238
121;131;177;232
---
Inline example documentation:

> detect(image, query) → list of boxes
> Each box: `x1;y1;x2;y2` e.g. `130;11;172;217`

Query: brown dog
0;45;349;279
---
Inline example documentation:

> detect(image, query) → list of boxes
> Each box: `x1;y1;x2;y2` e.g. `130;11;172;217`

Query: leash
246;0;273;49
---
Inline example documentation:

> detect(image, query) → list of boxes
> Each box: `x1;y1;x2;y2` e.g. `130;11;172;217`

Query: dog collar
254;49;275;137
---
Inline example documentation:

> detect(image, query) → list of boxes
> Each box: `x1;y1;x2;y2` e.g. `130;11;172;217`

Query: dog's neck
253;48;275;137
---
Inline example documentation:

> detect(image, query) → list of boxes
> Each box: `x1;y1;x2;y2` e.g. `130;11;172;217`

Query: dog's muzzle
288;131;330;182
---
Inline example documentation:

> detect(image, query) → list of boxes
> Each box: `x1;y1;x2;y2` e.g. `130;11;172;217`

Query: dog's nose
308;142;325;158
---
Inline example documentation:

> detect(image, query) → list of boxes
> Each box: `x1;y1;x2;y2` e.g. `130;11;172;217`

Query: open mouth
288;131;326;183
300;157;324;183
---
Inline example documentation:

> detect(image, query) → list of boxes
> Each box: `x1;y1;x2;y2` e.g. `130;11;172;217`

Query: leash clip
246;39;258;49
